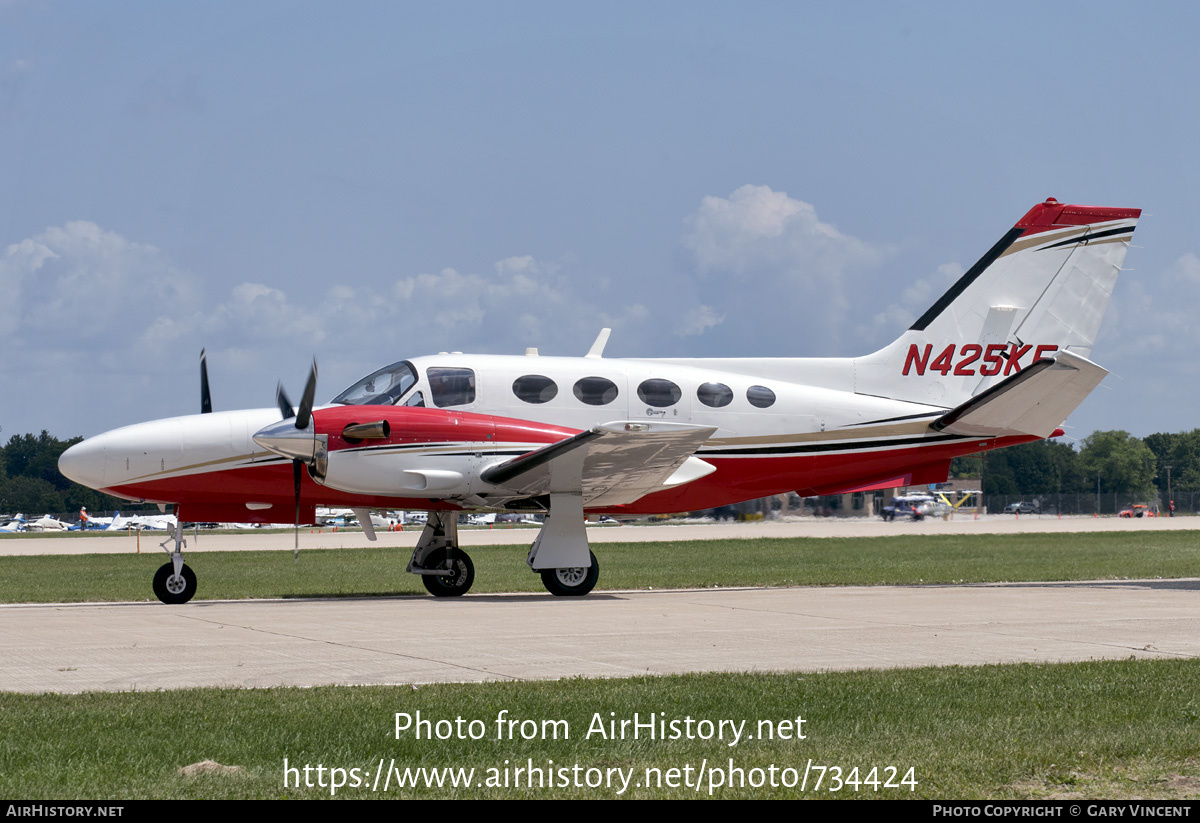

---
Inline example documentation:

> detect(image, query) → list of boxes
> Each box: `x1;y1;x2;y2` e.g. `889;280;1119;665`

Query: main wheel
421;548;475;597
152;562;197;604
540;551;599;597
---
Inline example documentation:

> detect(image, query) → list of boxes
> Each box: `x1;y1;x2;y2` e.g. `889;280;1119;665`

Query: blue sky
2;2;1198;443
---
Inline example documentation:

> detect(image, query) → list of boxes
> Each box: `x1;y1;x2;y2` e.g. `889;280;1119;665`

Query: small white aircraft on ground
59;198;1140;603
23;514;71;532
0;514;26;533
106;512;178;531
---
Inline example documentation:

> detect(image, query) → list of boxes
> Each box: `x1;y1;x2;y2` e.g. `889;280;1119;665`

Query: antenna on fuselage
585;328;611;359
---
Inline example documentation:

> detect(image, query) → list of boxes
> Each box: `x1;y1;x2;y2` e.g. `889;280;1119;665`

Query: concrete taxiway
3;578;1197;693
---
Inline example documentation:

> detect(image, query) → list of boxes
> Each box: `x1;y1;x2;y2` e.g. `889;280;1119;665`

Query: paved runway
3;578;1198;693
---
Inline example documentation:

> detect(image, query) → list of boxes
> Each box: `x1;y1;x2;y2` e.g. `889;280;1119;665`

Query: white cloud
0;237;56;336
682;184;883;279
384;256;646;355
1100;253;1200;362
217;282;326;343
1167;252;1200;286
866;261;964;340
0;221;199;349
675;304;724;337
679;185;888;355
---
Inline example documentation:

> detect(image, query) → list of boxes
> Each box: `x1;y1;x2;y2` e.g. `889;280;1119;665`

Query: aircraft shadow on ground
267;591;628;604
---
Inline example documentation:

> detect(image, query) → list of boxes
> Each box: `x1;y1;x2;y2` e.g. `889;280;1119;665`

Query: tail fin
856;198;1140;408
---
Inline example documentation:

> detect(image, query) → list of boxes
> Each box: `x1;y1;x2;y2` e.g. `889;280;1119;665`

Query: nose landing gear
153;523;197;604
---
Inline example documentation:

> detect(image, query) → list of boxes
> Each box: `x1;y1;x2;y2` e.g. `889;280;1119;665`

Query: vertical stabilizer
855;198;1139;408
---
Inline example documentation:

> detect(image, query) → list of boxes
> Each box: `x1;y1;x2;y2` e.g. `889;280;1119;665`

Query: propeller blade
295;359;318;430
276;382;296;420
200;349;213;414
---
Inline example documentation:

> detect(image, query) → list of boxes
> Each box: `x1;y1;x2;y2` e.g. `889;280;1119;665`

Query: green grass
1;531;1199;603
1;660;1197;799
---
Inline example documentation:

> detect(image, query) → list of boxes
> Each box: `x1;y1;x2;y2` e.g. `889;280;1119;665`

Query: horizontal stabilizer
931;350;1107;438
482;421;717;507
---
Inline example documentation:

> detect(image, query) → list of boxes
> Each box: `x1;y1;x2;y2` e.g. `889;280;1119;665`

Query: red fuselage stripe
102;434;1037;518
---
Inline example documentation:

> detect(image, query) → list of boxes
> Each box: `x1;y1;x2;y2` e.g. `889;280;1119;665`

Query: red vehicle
1119;504;1157;518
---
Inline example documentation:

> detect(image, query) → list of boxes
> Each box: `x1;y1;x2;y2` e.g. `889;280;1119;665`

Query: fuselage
58;352;1039;522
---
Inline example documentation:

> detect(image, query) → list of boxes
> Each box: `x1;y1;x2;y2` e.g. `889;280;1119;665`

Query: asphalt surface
3;578;1197;693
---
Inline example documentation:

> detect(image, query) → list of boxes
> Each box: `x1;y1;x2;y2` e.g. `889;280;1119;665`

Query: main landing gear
539;551;599;597
527;494;598;596
405;503;601;598
153;523;197;604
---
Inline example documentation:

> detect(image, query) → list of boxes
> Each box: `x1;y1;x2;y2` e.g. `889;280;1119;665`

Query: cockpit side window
331;361;418;406
404;391;426;407
428;367;476;407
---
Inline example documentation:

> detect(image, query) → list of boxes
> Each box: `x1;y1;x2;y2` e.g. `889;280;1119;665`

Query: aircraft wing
481;421;717;507
930;349;1107;438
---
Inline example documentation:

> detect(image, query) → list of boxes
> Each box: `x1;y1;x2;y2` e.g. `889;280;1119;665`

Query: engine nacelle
307;405;579;498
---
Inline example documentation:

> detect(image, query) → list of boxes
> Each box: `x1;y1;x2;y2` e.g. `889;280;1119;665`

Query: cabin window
427;368;476;407
513;375;558;404
573;376;619;406
637;378;682;408
403;391;426;407
747;385;776;408
696;382;733;408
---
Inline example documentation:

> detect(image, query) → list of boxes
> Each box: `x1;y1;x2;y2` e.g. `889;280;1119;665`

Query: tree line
951;430;1200;501
0;431;140;516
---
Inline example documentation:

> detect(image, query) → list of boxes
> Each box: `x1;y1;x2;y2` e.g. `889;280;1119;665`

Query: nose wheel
419;548;475;597
152;562;197;604
408;512;477;597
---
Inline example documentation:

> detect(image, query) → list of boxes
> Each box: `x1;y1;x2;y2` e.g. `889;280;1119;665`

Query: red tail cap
1016;197;1141;234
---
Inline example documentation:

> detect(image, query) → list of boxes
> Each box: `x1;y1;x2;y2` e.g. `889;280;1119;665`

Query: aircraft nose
58;437;107;489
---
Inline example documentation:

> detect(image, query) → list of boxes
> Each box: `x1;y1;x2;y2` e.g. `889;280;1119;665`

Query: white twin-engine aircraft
58;198;1140;603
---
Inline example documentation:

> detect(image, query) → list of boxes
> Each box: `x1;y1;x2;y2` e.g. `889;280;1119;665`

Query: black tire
152;562;197;604
421;548;475;597
540;551;599;597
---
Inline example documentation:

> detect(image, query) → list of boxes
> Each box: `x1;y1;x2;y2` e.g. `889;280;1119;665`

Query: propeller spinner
254;360;323;466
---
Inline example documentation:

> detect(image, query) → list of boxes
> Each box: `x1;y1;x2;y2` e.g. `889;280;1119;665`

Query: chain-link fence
976;492;1198;516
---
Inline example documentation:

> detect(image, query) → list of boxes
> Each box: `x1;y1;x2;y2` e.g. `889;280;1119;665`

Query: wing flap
931;349;1107;438
481;421;717;507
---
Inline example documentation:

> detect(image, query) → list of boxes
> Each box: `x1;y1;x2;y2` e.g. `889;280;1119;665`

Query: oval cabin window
512;374;558;404
746;385;776;409
637;378;682;408
573;376;619;406
696;382;733;408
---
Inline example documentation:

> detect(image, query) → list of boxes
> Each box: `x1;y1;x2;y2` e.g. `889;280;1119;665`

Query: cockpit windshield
331;360;418;406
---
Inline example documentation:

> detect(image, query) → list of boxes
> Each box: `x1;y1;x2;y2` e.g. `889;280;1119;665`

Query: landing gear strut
528;493;600;597
407;512;475;597
153;523;197;604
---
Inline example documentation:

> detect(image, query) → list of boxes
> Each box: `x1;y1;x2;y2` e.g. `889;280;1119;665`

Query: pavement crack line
678;598;1192;658
171;613;519;681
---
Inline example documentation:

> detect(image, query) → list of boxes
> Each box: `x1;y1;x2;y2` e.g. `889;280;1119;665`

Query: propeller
270;359;319;562
200;349;213;414
275;359;317;424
